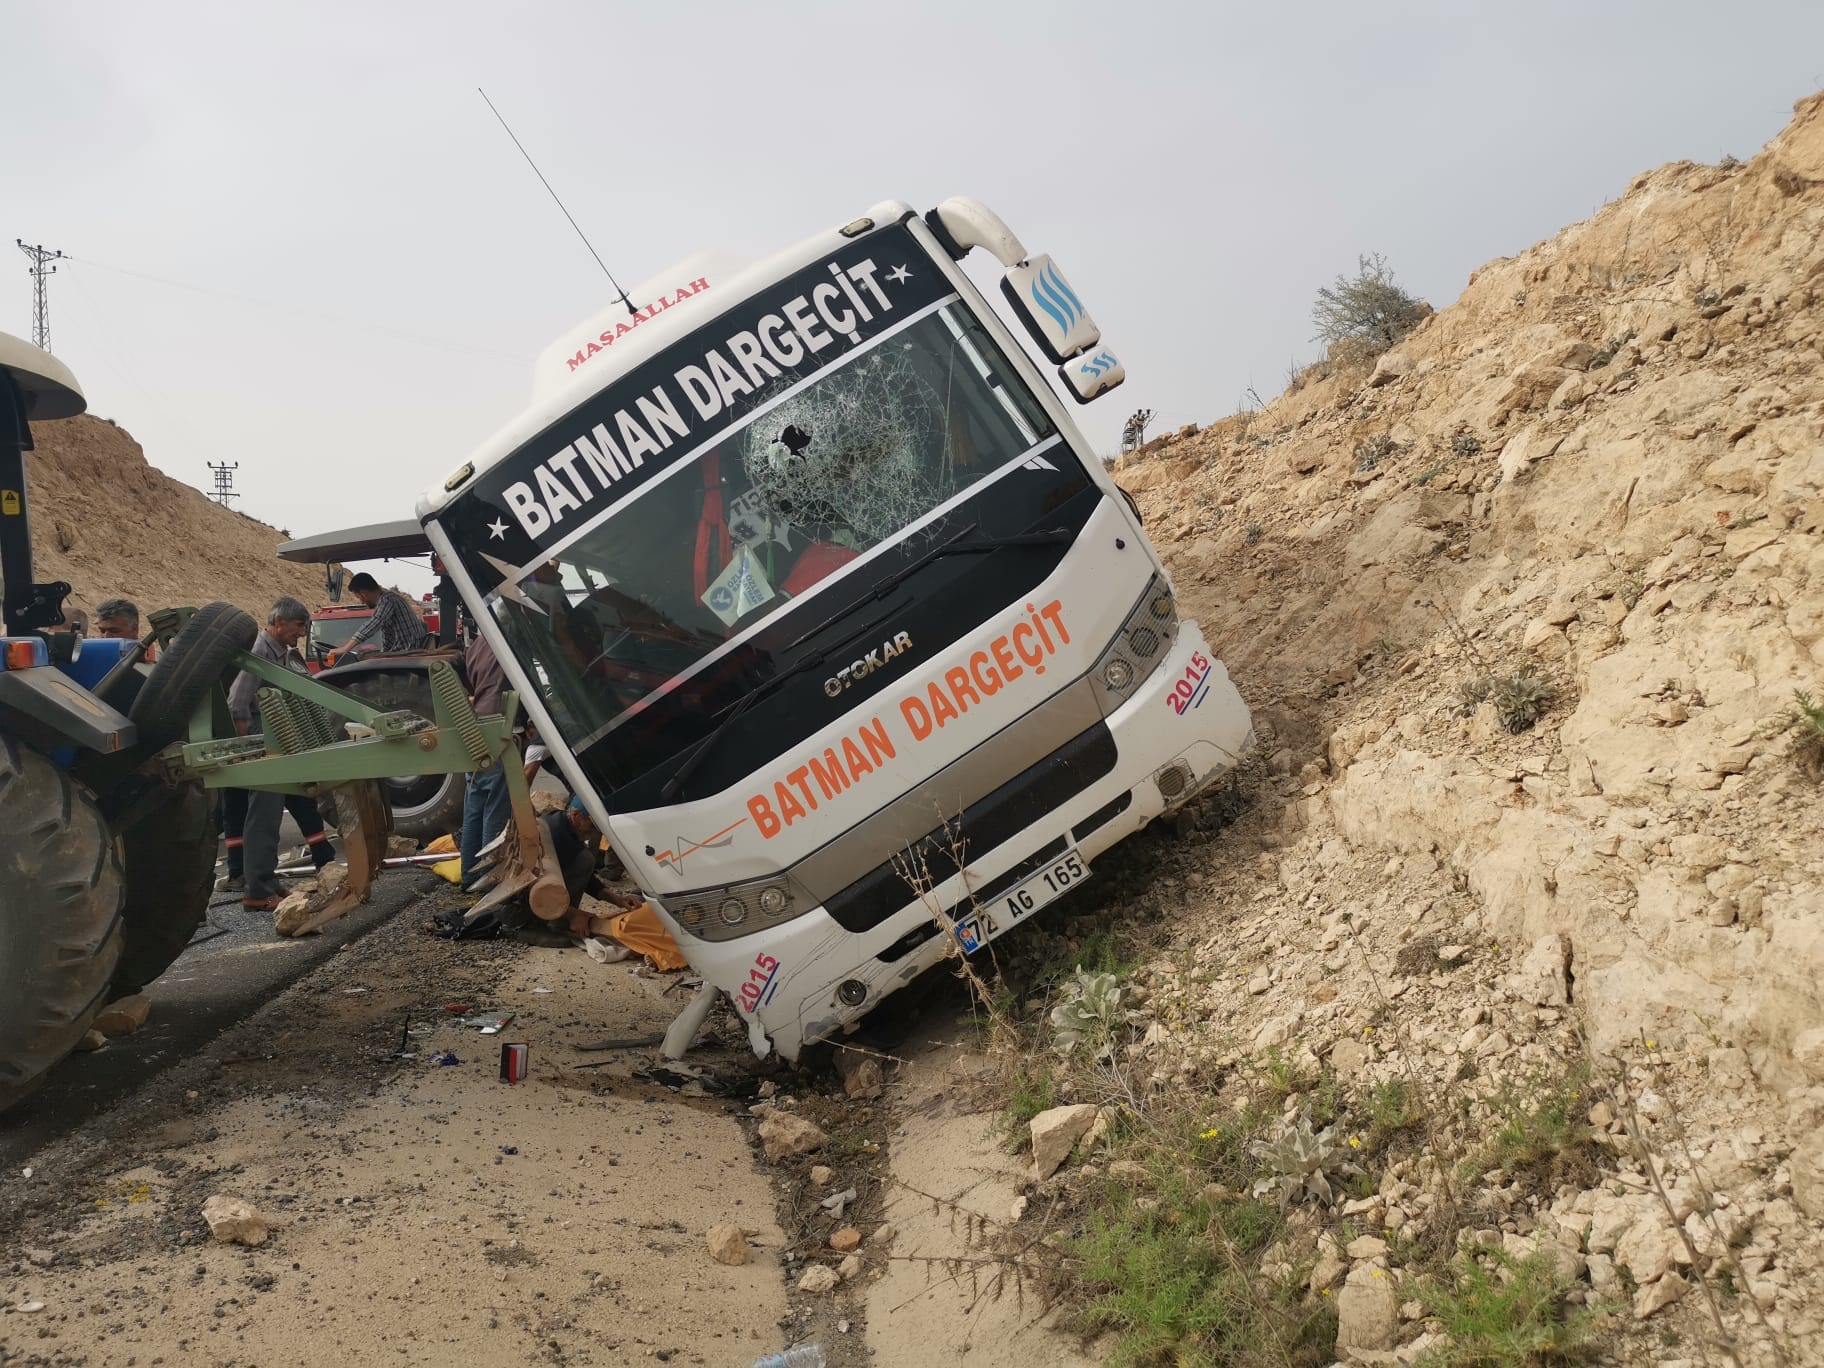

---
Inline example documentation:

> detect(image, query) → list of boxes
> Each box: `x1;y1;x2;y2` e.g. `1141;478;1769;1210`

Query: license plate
954;850;1091;952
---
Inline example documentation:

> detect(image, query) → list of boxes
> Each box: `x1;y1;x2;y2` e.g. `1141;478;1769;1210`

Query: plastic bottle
749;1348;825;1368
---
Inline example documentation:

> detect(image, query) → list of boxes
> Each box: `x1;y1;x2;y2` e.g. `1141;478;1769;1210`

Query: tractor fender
0;668;137;755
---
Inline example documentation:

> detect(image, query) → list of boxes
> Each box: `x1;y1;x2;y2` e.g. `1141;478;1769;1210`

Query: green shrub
1313;254;1431;349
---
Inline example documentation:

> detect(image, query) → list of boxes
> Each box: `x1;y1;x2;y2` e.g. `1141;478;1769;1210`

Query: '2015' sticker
1166;652;1211;716
738;952;782;1014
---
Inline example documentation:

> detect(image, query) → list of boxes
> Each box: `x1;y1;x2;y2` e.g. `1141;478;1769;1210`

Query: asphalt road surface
0;860;438;1169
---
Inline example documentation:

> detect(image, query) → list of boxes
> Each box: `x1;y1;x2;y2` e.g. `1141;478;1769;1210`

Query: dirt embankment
1092;89;1824;1357
23;414;328;621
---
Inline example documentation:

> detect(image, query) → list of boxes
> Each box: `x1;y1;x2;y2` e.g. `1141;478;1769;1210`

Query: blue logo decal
1078;350;1118;378
956;919;984;953
1028;261;1082;337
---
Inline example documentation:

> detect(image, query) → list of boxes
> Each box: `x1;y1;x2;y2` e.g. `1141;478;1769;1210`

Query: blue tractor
0;331;263;1109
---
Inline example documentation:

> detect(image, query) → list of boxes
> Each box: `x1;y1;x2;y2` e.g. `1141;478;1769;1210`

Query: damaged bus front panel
423;202;1250;1059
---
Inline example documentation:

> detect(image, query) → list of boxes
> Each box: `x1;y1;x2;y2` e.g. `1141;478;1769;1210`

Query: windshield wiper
660;602;900;803
782;521;1073;654
660;522;1073;803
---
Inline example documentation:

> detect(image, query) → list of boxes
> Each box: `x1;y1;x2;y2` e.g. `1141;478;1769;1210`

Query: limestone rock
809;1165;833;1186
828;1227;862;1253
1614;1215;1687;1284
758;1112;828;1162
838;1253;863;1281
1336;1263;1399;1354
1791;1130;1824;1220
1509;934;1570;1006
271;888;317;934
706;1224;748;1266
1368;351;1412;387
1117;456;1201;494
1633;1271;1691;1319
1029;1103;1099;1179
201;1195;268;1247
93;994;151;1038
1330;1037;1372;1078
73;1029;108;1053
796;1264;841;1294
1587;1193;1656;1254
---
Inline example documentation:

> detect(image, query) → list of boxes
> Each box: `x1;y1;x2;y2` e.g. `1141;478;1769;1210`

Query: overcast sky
6;1;1822;593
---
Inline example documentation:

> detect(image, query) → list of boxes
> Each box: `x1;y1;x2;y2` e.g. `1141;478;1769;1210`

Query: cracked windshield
491;300;1056;752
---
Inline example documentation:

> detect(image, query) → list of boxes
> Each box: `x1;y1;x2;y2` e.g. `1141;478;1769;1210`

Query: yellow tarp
604;902;689;971
425;833;461;882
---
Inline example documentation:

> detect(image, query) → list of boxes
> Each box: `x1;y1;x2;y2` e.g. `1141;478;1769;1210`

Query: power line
477;87;637;319
16;241;66;350
64;255;517;361
207;461;240;505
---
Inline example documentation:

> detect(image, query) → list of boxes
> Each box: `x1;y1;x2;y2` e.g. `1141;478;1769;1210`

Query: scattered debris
93;994;151;1038
795;1264;840;1294
706;1224;750;1266
201;1195;268;1247
758;1112;828;1162
1028;1102;1099;1179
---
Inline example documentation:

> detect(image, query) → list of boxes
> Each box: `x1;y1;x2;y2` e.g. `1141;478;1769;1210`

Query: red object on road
499;1042;529;1084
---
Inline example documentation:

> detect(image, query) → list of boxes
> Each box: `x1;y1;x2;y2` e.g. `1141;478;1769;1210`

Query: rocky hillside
1101;92;1824;1358
23;414;328;623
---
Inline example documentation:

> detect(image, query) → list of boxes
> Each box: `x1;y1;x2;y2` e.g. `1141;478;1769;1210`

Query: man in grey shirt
228;597;318;910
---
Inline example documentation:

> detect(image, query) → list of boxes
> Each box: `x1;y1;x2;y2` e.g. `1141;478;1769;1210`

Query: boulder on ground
1029;1103;1099;1179
1336;1262;1398;1353
93;994;151;1038
202;1195;267;1247
1509;933;1571;1006
796;1263;840;1293
758;1112;828;1162
706;1224;748;1265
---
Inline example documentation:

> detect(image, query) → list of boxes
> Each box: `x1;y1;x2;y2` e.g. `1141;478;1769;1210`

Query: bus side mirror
999;255;1102;364
1059;348;1125;404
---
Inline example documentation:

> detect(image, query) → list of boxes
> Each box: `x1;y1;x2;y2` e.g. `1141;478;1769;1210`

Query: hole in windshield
491;301;1057;762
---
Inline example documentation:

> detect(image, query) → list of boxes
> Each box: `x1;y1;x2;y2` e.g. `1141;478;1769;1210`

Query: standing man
228;597;328;911
339;572;428;658
94;599;140;640
459;631;513;888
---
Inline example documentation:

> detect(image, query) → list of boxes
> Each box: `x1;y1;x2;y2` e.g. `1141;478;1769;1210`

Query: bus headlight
1091;575;1178;712
659;875;813;943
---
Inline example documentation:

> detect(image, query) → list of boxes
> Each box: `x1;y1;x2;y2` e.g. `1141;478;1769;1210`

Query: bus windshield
490;300;1056;771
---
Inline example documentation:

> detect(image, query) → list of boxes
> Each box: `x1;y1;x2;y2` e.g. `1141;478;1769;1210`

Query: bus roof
415;199;916;524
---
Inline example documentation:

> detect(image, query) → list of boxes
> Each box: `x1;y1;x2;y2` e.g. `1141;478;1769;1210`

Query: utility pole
1121;408;1155;453
15;242;66;352
207;461;240;505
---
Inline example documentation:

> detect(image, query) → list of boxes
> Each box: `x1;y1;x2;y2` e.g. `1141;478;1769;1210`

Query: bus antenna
478;87;638;318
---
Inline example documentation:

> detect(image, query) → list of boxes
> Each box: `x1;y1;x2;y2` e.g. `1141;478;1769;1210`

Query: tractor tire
112;780;217;996
129;601;257;752
0;737;126;1114
318;671;467;843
